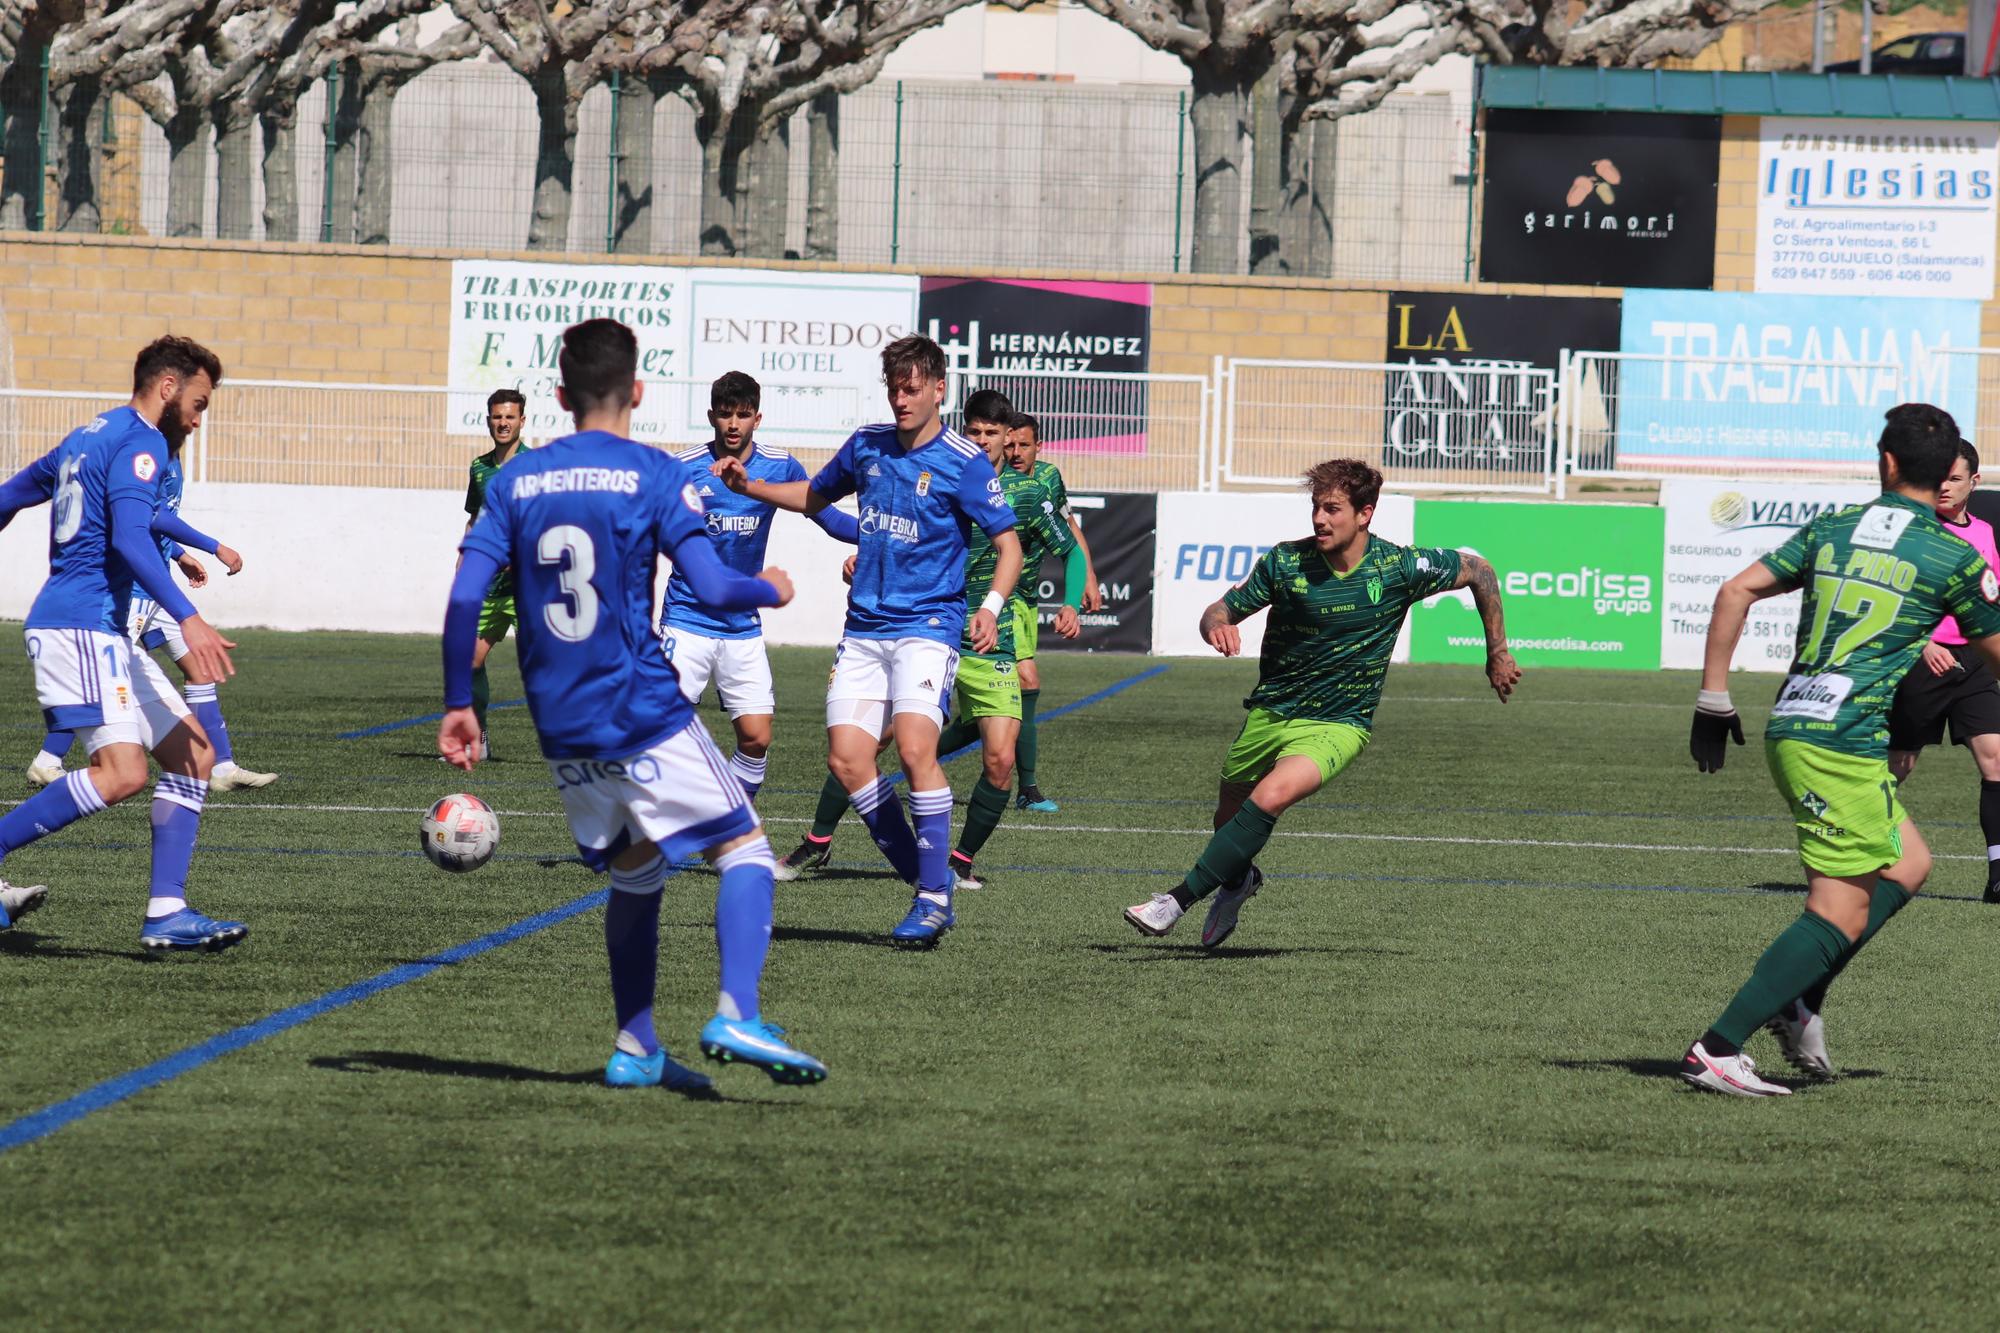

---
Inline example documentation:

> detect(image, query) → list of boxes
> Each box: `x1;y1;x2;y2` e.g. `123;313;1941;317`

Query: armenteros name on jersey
511;466;641;500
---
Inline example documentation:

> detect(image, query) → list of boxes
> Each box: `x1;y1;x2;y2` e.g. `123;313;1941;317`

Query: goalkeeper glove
1690;688;1744;773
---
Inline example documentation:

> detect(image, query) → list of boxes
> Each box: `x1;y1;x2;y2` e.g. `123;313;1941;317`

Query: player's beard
157;389;192;456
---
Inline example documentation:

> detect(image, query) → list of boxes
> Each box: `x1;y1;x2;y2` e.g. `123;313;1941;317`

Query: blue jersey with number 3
460;429;709;760
26;405;169;634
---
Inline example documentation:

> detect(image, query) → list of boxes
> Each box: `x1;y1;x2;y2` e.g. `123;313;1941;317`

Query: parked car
1826;31;1965;76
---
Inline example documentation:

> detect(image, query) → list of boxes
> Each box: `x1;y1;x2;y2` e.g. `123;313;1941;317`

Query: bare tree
1;1;77;229
1458;0;1786;67
451;0;638;251
671;0;984;259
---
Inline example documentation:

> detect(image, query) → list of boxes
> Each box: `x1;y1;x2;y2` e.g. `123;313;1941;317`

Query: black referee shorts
1888;642;2000;752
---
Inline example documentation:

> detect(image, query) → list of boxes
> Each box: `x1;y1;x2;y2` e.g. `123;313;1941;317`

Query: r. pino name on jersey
511;466;641;500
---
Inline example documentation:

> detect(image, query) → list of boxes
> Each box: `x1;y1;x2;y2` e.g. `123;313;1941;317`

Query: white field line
36;800;1976;863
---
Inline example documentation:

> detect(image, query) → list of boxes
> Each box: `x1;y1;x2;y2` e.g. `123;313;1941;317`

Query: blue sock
606;858;665;1056
184;682;232;765
728;750;767;802
848;776;919;883
145;773;207;917
909;787;954;897
0;770;106;860
714;839;776;1021
38;730;74;761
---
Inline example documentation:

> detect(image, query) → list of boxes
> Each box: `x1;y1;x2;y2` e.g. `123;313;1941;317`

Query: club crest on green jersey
1367;576;1383;605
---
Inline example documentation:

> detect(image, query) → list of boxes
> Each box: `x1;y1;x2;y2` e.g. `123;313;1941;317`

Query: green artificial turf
4;628;1999;1328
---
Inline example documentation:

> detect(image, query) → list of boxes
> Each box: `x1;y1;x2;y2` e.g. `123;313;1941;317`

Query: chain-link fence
126;65;1470;281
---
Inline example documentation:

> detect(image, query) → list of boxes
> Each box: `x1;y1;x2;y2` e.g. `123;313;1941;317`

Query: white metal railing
951;366;1210;495
1218;358;1558;495
1560;351;1910;483
1916;347;2000;471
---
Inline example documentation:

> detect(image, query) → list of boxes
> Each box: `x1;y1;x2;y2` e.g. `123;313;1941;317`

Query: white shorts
825;635;959;736
27;626;191;754
129;597;189;661
663;629;776;719
549;720;762;872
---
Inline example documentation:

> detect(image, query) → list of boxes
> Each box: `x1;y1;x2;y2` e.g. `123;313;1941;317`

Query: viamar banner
1406;502;1663;670
447;260;918;450
1382;291;1621;471
1152;492;1416;659
1660;479;1876;673
1754;118;1999;301
1478;109;1720;288
920;277;1152;455
1030;493;1156;654
1615;289;1981;468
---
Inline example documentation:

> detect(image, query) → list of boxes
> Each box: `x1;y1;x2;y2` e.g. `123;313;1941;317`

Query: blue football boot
699;1016;827;1085
139;908;248;953
1015;785;1060;813
605;1047;714;1093
889;893;954;947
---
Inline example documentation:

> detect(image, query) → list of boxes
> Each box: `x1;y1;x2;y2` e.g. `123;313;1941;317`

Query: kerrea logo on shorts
554;757;662;788
1503;564;1654;616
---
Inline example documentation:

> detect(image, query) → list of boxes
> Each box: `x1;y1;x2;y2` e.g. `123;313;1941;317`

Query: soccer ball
421;793;500;873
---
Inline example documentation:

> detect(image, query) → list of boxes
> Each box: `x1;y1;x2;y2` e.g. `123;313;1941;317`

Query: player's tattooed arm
1200;598;1244;657
1455;553;1520;702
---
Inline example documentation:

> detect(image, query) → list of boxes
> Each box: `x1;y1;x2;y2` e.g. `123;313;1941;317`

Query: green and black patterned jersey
964;467;1075;660
1014;459;1075;609
466;443;528;599
1760;492;2000;757
1223;534;1463;729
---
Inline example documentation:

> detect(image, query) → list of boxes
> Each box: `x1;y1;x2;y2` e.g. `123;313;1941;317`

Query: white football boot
1123;892;1185;938
1765;1001;1834;1079
1680;1041;1792;1097
0;879;49;929
1201;865;1264;949
210;761;278;790
25;757;63;788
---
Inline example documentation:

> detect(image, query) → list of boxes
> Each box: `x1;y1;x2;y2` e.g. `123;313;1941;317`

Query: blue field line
929;663;1168;769
0;886;621;1158
338;699;528;741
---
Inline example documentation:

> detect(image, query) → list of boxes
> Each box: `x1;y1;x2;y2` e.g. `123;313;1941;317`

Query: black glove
1690;696;1744;773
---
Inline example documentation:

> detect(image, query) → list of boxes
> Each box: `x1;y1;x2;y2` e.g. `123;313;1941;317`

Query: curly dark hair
1303;458;1383;511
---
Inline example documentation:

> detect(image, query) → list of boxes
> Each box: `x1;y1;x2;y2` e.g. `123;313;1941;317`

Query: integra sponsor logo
859;505;920;543
512;466;641;499
1504;565;1654;616
707;512;763;535
1707;491;1852;534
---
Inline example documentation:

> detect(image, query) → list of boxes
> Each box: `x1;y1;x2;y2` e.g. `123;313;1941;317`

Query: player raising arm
439;318;825;1091
716;334;1022;947
1124;458;1517;947
663;371;858;802
1683;403;2000;1095
0;337;245;950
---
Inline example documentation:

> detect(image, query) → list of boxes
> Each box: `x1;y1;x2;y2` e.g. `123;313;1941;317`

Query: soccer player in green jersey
1683;404;2000;1095
460;388;527;760
1004;414;1099;813
1124;458;1518;946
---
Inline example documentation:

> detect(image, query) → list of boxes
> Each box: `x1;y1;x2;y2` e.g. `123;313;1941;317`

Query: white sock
146;896;187;917
33;750;63;769
918;890;950;907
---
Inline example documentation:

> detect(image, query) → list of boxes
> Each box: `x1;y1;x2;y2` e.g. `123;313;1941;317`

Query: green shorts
1010;596;1038;661
1222;707;1370;786
477;594;515;642
955;655;1022;721
1765;738;1905;877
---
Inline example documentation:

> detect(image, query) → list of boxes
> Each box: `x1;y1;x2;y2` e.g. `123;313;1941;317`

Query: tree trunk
213;107;256;239
163;109;209;237
697;107;745;256
744;111;789;259
1188;61;1251;275
327;60;362;243
525;69;575;251
805;88;838;260
354;70;397;245
609;74;657;254
1306;116;1337;277
1246;62;1282;275
53;76;102;232
259;106;299;242
0;34;46;229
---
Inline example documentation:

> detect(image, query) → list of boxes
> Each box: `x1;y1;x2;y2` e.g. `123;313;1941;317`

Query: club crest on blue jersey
916;471;932;496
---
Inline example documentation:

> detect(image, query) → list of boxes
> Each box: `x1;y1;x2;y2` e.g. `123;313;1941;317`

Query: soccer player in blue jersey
0;336;245;950
28;449;276;792
440;318;826;1091
715;334;1023;947
664;371;858;801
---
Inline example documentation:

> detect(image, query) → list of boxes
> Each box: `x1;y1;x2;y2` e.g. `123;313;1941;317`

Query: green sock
1173;799;1277;907
1798;878;1914;1014
810;771;850;840
471;665;491;729
1708;910;1851;1050
1018;689;1040;789
956;779;1011;859
937;717;981;756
